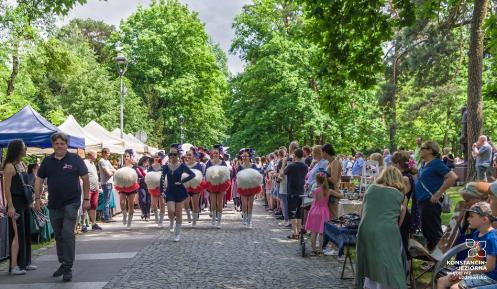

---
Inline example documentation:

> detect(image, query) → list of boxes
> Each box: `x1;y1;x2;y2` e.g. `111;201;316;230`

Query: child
437;202;497;289
304;172;330;256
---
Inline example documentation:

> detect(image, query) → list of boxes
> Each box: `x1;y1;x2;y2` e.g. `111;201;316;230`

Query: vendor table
323;222;357;279
337;199;362;217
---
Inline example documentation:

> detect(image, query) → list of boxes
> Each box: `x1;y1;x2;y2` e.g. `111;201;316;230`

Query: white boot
211;211;217;226
216;212;222;228
242;212;247;226
169;219;175;233
127;214;133;228
192;212;197;227
247;214;253;229
186;208;192;223
158;213;164;228
174;224;181;242
154;210;159;224
122;212;127;225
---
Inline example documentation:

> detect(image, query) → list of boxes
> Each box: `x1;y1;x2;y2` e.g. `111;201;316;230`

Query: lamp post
179;114;184;144
115;53;128;140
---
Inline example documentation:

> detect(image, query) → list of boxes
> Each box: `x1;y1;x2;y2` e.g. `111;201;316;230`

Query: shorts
287;195;302;219
460;274;496;288
188;192;200;197
89;190;99;210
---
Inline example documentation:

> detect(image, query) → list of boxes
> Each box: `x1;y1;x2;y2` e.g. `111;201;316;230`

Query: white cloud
60;0;251;74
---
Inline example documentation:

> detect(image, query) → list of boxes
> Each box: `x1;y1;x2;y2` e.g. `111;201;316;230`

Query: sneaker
248;223;253;229
216;222;221;229
10;266;26;275
25;264;37;271
323;249;339;256
91;224;103;231
62;268;72;282
52;265;64;277
174;235;181;242
81;225;88;233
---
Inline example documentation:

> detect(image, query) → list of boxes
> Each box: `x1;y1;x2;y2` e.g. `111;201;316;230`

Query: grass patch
32;240;54;251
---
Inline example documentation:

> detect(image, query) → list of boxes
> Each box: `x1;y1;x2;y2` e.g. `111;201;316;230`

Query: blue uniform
160;163;195;203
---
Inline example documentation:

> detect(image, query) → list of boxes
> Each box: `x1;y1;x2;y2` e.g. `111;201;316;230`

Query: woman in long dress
356;166;407;289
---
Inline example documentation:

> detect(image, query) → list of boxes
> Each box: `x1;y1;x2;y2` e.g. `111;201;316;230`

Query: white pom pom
182;169;203;189
237;168;263;189
114;167;138;188
144;171;162;189
206;165;231;185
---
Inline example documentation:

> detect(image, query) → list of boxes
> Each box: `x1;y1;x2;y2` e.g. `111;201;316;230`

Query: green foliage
111;0;229;147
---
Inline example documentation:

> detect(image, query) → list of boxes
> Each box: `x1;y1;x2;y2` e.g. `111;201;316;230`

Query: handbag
419;179;451;213
14;164;34;204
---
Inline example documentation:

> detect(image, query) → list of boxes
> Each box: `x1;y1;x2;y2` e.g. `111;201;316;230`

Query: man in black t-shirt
34;133;90;282
284;148;308;239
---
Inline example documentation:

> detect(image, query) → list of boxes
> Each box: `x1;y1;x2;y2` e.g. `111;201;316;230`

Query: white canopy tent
110;128;147;154
111;128;159;155
84;121;126;155
59;115;127;154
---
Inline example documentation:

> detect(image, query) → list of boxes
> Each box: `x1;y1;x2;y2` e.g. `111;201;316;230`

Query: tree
111;0;229;147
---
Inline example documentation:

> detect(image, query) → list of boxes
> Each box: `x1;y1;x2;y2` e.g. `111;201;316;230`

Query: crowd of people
2;132;497;288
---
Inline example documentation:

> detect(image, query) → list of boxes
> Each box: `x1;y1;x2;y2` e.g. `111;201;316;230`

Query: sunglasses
169;153;178;157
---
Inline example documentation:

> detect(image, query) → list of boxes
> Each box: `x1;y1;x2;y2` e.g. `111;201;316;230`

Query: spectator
99;148;115;223
27;163;39;187
304;171;330;256
472;135;493;182
4;140;36;275
322;144;343;220
356;166;407;289
284;148;308;239
34;132;90;282
369;153;384;175
442;147;455;170
383;149;392;166
341;155;353;177
303;146;313;167
83;150;102;232
351;152;364;177
305;145;328;194
437;202;496;289
415;141;457;251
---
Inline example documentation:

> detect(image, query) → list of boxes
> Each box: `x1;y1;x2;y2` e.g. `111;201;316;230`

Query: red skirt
237;185;262;197
115;182;140;193
206;180;230;194
149;187;161;197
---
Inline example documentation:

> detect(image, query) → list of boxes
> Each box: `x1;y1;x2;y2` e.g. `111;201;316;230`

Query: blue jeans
102;183;113;221
280;194;289;222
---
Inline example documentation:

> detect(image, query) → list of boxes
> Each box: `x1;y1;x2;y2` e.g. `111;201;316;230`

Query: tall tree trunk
385;40;399;152
443;106;452;148
6;43;19;96
466;0;488;181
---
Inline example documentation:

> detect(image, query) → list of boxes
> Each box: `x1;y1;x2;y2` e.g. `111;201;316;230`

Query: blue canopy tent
0;105;85;148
